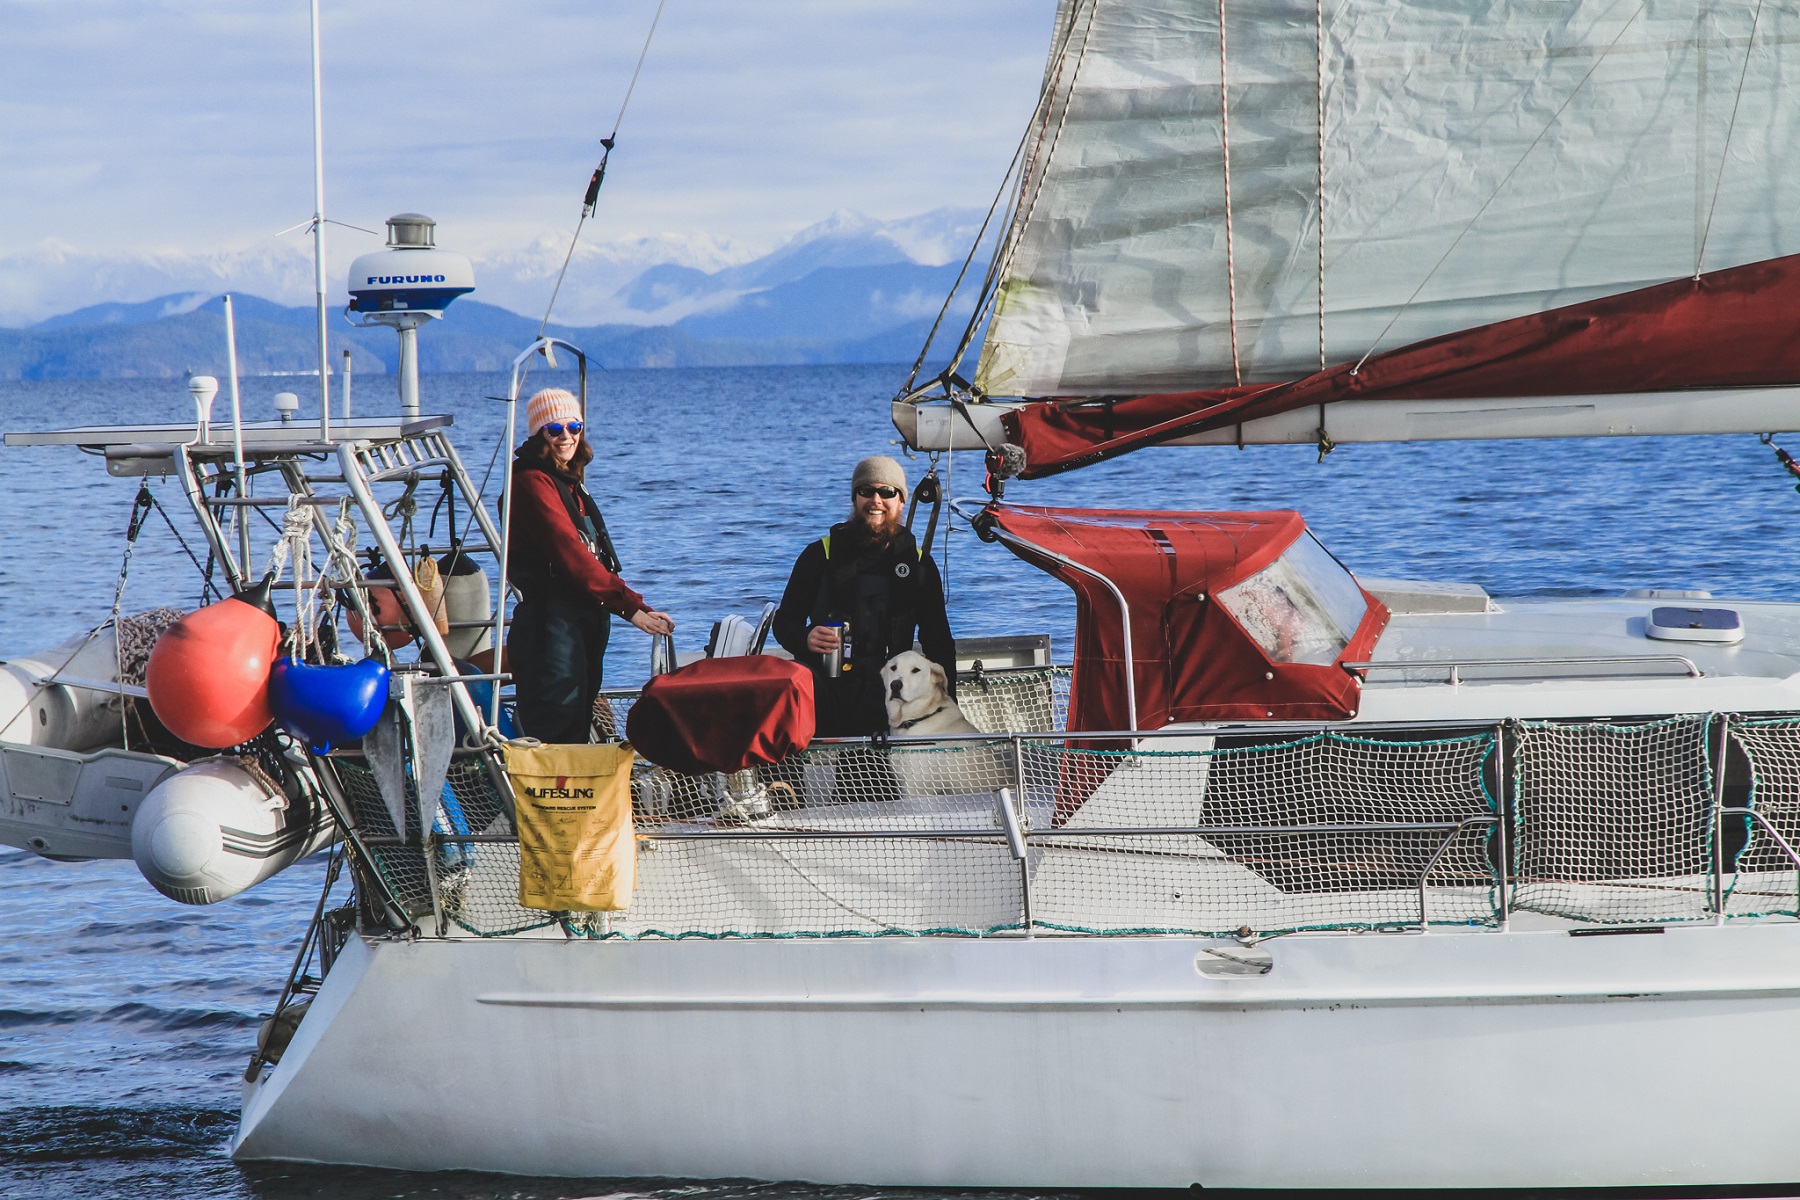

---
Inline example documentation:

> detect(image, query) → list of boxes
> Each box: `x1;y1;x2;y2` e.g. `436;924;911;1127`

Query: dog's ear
929;660;948;695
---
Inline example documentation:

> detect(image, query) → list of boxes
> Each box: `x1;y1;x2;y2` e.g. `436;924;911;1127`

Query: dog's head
882;650;949;726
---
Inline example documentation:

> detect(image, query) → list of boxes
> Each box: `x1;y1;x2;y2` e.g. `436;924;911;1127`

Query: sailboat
11;0;1800;1188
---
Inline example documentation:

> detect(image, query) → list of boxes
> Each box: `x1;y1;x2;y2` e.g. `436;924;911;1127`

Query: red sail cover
1002;253;1800;477
988;506;1389;731
625;656;815;775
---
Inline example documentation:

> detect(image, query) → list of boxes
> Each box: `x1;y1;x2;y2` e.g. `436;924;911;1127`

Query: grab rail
1344;655;1702;684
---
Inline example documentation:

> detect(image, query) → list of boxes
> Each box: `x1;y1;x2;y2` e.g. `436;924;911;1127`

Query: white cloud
0;0;1054;322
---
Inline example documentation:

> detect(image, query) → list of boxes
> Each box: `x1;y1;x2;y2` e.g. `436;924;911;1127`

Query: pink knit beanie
525;388;582;439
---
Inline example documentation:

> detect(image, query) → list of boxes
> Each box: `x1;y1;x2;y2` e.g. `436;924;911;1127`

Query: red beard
845;508;903;550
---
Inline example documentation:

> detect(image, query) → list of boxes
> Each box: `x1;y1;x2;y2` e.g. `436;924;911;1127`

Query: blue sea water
3;363;1800;1198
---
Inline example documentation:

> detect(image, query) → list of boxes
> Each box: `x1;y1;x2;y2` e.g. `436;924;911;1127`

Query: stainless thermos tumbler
821;619;850;677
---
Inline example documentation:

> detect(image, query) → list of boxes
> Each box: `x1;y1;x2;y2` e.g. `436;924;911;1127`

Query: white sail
976;0;1800;398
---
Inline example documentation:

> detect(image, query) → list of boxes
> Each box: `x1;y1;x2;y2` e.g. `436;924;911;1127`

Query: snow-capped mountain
0;209;996;379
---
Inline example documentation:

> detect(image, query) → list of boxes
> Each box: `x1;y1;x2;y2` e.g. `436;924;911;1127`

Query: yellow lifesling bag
506;741;636;912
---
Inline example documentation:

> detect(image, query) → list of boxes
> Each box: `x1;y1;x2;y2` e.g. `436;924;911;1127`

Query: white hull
238;922;1800;1187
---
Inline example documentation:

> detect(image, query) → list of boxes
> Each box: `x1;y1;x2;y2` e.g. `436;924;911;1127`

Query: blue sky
0;1;1055;323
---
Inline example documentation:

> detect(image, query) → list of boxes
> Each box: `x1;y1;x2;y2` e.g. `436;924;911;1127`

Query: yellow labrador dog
881;651;1010;796
882;650;980;737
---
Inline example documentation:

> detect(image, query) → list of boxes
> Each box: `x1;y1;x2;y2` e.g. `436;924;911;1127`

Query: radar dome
347;213;474;317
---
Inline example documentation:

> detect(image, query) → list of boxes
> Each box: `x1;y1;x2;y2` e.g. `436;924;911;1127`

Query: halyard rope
1219;0;1242;386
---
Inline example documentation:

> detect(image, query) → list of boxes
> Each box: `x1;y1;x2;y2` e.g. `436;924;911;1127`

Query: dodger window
1216;534;1369;665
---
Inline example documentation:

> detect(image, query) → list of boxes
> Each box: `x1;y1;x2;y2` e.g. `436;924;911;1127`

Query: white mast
308;0;331;440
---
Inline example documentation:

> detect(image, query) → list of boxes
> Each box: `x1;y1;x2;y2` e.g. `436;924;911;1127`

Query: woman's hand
806;624;841;654
631;609;675;636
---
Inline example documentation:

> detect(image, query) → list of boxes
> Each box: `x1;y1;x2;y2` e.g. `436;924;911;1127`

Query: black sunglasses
541;421;583;438
855;484;901;500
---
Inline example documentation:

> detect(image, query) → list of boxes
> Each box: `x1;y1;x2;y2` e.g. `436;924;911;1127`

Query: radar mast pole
308;0;332;441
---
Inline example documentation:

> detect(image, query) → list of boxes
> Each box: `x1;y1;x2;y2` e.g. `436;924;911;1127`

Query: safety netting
331;754;559;937
598;665;1070;822
1510;714;1715;924
599;664;1070;745
333;719;1503;940
329;695;1800;941
1035;730;1500;934
1725;717;1800;919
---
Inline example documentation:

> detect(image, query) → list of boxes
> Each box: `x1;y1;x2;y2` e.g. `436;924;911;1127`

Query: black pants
812;667;888;738
511;590;611;744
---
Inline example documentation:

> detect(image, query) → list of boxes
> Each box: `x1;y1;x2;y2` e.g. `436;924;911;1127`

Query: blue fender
268;657;391;752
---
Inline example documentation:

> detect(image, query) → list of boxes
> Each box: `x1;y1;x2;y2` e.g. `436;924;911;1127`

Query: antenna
187;375;220;444
308;0;331;441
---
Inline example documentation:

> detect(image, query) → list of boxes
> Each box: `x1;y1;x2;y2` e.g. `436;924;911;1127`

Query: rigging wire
899;0;1094;397
535;0;670;341
106;487;156;748
144;486;224;603
1349;0;1651;375
897;129;1036;398
950;0;1104;386
943;449;953;595
1314;0;1331;453
922;0;1104;394
1696;0;1766;276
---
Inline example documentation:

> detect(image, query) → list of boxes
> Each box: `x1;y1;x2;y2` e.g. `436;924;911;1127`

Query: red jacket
508;464;645;618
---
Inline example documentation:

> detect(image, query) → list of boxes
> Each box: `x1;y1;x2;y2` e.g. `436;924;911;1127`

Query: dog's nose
889;679;904;697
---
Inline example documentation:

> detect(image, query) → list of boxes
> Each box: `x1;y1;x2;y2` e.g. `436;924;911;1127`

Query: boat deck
1349;593;1800;722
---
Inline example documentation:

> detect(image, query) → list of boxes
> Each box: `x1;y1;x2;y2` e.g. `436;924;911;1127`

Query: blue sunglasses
541;421;583;438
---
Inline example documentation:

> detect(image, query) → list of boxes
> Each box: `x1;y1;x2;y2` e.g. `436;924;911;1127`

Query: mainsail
948;0;1800;473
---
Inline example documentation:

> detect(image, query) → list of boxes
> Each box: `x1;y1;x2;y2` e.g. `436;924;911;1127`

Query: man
774;456;955;737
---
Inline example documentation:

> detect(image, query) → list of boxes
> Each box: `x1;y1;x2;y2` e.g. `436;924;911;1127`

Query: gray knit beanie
851;455;907;500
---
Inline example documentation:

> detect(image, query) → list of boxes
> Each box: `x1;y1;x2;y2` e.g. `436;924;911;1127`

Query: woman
506;387;674;743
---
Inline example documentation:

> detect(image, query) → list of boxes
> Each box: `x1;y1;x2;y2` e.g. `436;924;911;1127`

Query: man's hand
806;624;841;654
631;609;675;636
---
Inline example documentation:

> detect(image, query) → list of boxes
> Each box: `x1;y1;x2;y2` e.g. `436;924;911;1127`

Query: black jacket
773;523;955;736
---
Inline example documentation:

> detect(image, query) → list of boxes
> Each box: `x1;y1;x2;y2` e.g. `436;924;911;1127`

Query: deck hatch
1646;606;1743;644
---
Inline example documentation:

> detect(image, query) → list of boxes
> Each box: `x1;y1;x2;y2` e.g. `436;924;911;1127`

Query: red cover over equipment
625;655;816;775
987;505;1388;733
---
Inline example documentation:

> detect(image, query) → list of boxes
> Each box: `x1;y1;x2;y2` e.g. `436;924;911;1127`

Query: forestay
977;0;1800;401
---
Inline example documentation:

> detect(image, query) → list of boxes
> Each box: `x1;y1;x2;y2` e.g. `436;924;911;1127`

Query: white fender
440;564;492;659
131;758;335;905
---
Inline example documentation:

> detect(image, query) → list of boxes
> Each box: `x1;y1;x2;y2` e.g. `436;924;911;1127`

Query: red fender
146;597;281;748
